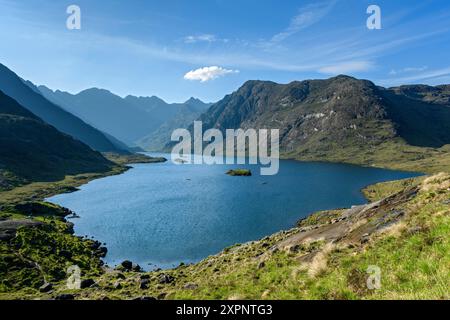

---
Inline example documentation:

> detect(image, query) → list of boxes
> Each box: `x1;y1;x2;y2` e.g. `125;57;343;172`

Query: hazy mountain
38;87;159;144
165;75;450;156
0;63;125;153
137;98;212;151
38;86;211;149
0;90;112;189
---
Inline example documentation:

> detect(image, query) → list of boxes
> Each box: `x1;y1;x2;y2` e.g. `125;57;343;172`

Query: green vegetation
285;140;450;175
0;202;105;298
0;153;163;299
2;170;449;300
0;90;115;189
226;169;252;176
362;176;425;202
1;74;450;300
103;152;167;165
0;153;164;206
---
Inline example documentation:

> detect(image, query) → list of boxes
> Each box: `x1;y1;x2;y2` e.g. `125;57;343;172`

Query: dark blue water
47;154;420;269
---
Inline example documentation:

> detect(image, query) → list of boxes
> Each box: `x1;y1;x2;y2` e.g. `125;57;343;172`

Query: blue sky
0;0;449;102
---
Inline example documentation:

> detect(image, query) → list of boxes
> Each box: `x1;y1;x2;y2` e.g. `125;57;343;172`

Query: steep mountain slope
389;84;450;106
0;64;124;153
38;87;157;144
137;98;212;151
174;76;450;163
0;90;113;186
39;86;211;148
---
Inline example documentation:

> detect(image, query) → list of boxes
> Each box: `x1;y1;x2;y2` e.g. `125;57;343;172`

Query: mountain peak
184;97;203;105
78;87;115;96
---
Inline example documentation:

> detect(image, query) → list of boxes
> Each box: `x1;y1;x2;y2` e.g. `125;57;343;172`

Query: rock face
0;220;43;241
166;76;450;156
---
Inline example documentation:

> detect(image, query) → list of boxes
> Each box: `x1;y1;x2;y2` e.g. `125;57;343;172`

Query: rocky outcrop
0;219;43;241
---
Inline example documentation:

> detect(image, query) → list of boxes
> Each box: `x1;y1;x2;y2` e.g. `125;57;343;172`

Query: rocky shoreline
1;154;448;300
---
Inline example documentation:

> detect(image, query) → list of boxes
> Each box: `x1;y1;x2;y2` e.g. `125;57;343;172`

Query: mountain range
37;86;212;150
169;75;450;165
0;90;112;189
2;60;450;190
0;64;126;154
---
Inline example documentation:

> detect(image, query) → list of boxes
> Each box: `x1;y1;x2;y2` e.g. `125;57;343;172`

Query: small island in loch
226;169;252;176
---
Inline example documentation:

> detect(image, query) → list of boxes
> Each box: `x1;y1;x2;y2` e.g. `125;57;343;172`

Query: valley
0;63;449;300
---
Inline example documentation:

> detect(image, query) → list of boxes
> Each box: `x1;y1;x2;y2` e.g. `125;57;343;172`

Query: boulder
183;283;198;290
139;278;149;289
39;282;53;293
132;264;143;272
158;274;174;284
58;250;72;259
120;260;133;271
360;233;370;244
80;278;96;289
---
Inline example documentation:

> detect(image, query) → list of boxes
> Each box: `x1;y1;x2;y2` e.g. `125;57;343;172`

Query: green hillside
0;90;113;188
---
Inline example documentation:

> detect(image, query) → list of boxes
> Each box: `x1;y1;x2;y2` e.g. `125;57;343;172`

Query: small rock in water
119;260;133;271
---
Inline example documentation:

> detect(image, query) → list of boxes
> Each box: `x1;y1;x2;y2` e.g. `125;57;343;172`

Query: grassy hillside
0;90;113;188
1;75;449;300
1;172;448;300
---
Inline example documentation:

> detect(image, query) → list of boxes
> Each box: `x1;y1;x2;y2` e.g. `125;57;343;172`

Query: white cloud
318;61;373;74
184;66;239;82
184;34;217;43
380;66;450;86
271;1;337;43
389;66;428;75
